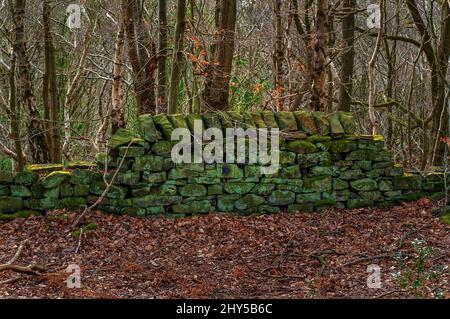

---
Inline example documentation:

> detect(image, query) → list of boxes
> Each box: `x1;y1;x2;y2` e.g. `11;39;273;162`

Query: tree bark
9;49;25;171
43;0;61;163
13;0;50;163
121;0;156;115
157;0;168;113
111;12;126;134
273;0;284;111
338;0;355;112
368;0;385;136
310;0;329;111
201;0;237;111
168;0;187;114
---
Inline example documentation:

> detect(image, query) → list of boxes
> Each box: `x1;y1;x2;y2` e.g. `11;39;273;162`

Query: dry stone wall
0;111;447;219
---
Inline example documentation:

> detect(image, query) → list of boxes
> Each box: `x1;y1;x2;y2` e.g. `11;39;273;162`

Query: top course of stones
134;111;356;145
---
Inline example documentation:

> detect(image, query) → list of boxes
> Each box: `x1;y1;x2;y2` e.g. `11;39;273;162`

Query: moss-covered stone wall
0;111;447;219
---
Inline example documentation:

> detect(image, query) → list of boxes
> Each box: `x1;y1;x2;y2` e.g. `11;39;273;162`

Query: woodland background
0;0;449;171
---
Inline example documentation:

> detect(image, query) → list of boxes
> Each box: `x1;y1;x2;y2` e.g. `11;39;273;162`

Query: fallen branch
0;240;45;278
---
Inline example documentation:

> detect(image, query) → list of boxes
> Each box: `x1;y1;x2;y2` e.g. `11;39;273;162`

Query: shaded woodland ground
0;199;448;299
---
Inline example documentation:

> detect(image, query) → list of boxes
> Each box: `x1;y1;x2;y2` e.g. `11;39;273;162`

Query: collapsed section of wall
0;111;447;218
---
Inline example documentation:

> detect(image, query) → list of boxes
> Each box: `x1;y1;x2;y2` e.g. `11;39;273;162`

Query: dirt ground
0;199;448;299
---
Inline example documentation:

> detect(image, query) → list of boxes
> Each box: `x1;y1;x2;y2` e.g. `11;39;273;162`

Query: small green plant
392;239;448;298
70;222;98;238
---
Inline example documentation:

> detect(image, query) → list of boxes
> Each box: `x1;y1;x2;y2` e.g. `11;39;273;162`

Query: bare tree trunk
201;0;237;111
368;0;385;136
338;0;355;112
405;0;449;166
290;0;313;110
273;0;284;111
121;0;156;115
111;13;126;134
157;0;168;113
168;0;186;114
135;0;157;114
43;0;61;163
310;0;329;111
9;50;24;171
13;0;50;163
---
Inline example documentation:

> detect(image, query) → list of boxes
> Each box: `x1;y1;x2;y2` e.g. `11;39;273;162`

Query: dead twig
71;141;133;228
0;240;45;279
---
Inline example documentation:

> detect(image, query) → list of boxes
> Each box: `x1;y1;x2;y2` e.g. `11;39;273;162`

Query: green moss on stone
186;113;204;132
293;111;318;134
25;163;64;172
333;178;349;190
287;140;318;153
0;196;23;213
180;184;207;197
168;114;189;129
224;182;255;194
153;114;175;139
296;192;321;203
10;185;31;197
217;163;243;179
14;171;38;185
267;190;295;205
61;197;86;210
339;169;364;180
393;174;422;190
275;112;297;131
261;111;278;128
218;195;241;212
109;128;137;149
350;178;377;191
327;113;345;136
142;172;166;184
312;112;330;135
173;200;212;214
41;171;71;189
202;113;222;129
281;165;301;179
242;112;256;128
138;114;160;142
250;112;266;128
338;112;356;134
0;170;13;183
235;194;265;210
303;176;332;192
151;140;177;157
208;184;223;195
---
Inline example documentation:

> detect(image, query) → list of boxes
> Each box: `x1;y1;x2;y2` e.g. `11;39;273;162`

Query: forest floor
0;199;448;299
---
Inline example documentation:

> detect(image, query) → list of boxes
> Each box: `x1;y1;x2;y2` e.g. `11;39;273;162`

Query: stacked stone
0;111;448;218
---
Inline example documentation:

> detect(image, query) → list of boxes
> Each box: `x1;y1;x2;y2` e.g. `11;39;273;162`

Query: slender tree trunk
273;0;284;111
9;50;24;171
135;0;157;114
338;0;355;112
157;0;168;113
111;13;126;134
201;0;237;111
290;0;313;110
121;0;156;115
13;0;50;163
309;0;329;111
43;0;61;163
368;0;385;136
168;0;187;114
